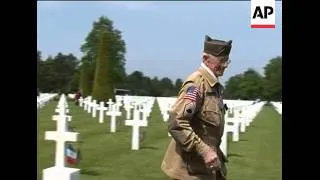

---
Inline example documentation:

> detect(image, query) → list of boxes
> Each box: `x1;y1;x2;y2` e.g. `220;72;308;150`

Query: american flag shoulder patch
183;86;200;102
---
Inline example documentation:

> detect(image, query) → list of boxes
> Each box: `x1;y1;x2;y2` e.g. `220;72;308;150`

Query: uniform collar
199;63;219;87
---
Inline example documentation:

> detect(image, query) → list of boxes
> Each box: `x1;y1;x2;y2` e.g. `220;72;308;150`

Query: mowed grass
37;100;281;180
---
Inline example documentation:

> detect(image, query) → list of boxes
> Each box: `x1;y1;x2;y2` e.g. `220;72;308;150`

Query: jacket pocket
202;110;221;127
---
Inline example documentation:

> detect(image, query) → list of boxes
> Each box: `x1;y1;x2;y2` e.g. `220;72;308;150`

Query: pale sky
37;1;282;85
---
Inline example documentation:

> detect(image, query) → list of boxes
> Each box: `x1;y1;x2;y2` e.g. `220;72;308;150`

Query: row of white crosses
223;99;256;140
157;97;177;122
79;96;122;132
78;95;156;150
270;101;282;115
37;93;58;109
219;100;267;156
157;97;178;137
42;94;80;180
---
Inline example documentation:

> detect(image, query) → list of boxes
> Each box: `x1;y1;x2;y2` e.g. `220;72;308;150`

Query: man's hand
202;148;220;170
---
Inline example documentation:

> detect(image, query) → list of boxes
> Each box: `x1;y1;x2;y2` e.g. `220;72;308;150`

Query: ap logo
251;0;276;28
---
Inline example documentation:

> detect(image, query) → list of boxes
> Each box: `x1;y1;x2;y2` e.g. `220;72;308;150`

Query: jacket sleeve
168;82;210;157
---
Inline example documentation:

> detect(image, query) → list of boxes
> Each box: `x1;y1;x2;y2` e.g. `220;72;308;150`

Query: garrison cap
203;35;232;57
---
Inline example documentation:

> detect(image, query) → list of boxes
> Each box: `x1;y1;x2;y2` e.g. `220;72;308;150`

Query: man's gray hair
202;52;216;60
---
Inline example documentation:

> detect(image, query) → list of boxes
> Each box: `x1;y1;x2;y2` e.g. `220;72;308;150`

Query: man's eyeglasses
219;59;231;65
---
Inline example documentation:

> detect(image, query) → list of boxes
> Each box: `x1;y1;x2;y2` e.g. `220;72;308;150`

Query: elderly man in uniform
161;35;232;180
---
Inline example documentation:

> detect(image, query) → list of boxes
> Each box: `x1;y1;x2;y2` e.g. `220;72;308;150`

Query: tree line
224;56;281;101
37;16;281;102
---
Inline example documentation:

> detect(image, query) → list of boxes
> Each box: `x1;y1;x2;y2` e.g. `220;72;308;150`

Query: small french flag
65;144;78;165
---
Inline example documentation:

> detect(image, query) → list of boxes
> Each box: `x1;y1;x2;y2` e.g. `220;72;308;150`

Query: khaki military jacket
161;66;228;180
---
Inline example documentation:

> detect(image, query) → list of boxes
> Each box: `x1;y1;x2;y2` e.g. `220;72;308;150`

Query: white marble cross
224;116;240;142
52;113;72;124
43;94;80;180
87;98;94;113
44;96;79;168
106;102;122;133
138;103;148;126
55;108;69;114
233;109;247;133
123;96;134;119
55;98;69;114
125;108;147;150
124;103;133;119
79;97;84;107
84;96;91;112
96;101;108;123
91;100;99;118
106;98;113;108
53;101;71;123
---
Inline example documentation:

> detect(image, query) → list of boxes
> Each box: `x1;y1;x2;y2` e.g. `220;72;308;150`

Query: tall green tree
92;32;114;102
80;16;127;92
79;59;94;97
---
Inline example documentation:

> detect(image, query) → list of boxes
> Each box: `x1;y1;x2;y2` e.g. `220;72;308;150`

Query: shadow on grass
80;169;100;176
239;139;248;142
140;146;158;150
228;153;244;158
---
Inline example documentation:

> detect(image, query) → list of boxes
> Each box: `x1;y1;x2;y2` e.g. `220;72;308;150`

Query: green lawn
37;100;281;180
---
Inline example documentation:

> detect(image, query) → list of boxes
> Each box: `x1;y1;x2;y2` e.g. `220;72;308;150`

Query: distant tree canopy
37;16;282;101
37;51;80;93
224;56;282;101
